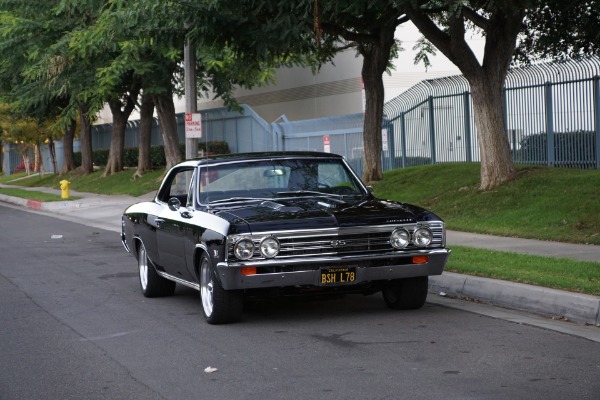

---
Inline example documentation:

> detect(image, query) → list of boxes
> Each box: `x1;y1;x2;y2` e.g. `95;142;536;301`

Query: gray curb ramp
1;183;599;327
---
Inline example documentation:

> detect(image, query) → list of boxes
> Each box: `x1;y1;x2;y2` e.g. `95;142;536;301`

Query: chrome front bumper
216;248;451;290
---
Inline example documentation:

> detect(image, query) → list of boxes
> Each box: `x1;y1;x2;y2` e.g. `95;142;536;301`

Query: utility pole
184;35;198;159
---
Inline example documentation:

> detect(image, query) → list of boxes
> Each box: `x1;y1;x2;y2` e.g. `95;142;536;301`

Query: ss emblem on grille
331;240;346;248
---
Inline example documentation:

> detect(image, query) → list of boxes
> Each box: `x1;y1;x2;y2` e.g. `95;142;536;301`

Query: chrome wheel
138;245;149;291
199;255;243;324
136;241;176;298
200;257;214;317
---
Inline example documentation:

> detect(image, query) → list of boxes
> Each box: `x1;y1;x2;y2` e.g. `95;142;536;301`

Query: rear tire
138;242;176;297
382;276;429;310
199;255;243;324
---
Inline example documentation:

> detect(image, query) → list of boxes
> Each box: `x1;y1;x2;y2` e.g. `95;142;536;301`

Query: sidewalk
1;183;599;327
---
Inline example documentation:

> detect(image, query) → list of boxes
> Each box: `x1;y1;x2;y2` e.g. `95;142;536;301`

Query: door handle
180;211;192;219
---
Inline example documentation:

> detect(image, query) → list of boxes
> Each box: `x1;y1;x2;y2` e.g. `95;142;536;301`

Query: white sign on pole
382;128;388;152
323;135;331;153
185;113;202;139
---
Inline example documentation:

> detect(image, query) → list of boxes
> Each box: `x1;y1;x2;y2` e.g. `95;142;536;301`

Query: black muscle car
121;152;451;324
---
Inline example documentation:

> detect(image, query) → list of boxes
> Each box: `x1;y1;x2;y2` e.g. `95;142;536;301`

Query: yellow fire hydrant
59;179;70;199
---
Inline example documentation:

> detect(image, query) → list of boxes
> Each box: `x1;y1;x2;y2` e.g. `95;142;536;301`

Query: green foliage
517;0;600;62
71;141;231;167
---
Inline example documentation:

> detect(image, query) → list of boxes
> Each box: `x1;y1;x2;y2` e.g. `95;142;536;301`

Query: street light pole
184;36;198;160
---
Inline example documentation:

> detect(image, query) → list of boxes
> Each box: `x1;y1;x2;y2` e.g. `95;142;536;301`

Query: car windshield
198;158;366;204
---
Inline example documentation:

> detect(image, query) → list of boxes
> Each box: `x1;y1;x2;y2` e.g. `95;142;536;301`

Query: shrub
73;141;231;168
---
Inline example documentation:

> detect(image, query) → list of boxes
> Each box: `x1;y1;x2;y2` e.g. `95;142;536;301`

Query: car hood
213;197;438;233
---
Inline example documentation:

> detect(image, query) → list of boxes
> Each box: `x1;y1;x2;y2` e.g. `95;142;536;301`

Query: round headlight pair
233;236;280;260
390;227;433;249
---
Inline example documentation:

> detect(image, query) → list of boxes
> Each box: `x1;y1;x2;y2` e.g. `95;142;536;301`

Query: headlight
234;238;255;260
390;228;410;249
413;227;433;247
259;236;280;258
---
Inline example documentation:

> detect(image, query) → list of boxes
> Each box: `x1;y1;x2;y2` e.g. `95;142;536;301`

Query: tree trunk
103;100;127;176
34;142;43;175
103;83;140;177
48;137;58;174
153;90;181;171
61;118;77;174
135;92;155;178
78;102;94;175
359;29;395;183
469;74;515;190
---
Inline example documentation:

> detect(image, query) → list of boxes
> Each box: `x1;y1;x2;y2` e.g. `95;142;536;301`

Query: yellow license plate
320;267;356;285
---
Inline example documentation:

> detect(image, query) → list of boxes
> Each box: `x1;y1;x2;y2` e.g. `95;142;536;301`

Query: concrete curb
430;272;600;326
0;193;87;211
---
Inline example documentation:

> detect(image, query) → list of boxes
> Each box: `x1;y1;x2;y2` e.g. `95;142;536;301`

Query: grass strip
3;168;164;197
446;245;600;296
0;188;68;202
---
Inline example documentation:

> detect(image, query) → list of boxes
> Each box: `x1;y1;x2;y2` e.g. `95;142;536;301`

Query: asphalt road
1;204;599;400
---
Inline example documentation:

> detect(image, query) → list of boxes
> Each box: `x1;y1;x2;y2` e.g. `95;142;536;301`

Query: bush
73;141;231;168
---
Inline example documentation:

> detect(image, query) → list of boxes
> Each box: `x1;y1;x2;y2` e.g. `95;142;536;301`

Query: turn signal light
412;256;429;264
241;267;257;276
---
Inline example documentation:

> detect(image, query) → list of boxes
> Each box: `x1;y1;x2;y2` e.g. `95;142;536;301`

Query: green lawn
446;246;600;295
0;187;66;202
1;168;165;197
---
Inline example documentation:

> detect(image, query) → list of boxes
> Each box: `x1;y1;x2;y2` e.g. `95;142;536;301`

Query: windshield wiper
207;197;270;204
276;190;343;198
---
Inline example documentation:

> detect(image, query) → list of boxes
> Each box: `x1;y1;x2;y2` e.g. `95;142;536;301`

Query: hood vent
260;201;302;213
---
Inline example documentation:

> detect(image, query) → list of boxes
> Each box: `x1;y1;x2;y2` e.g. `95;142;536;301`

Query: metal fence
3;58;599;176
274;113;394;174
384;56;600;170
91;104;277;154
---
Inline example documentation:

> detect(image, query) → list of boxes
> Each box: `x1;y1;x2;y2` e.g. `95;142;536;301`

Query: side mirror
168;197;181;211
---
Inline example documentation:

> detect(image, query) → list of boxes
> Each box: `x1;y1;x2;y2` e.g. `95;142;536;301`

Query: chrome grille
227;222;445;260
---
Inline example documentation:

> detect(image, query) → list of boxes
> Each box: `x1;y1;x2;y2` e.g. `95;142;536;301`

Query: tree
103;78;141;176
405;0;599;190
404;1;532;190
172;0;408;182
0;0;106;175
135;92;155;178
314;1;408;183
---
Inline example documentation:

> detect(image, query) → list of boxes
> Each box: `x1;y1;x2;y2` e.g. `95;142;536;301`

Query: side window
159;168;194;204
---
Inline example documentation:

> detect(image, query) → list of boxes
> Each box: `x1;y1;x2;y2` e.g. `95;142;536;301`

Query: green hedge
74;141;230;168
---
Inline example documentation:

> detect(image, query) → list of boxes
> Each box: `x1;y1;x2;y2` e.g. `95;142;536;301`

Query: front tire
199;255;243;324
382;276;429;310
137;242;176;297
